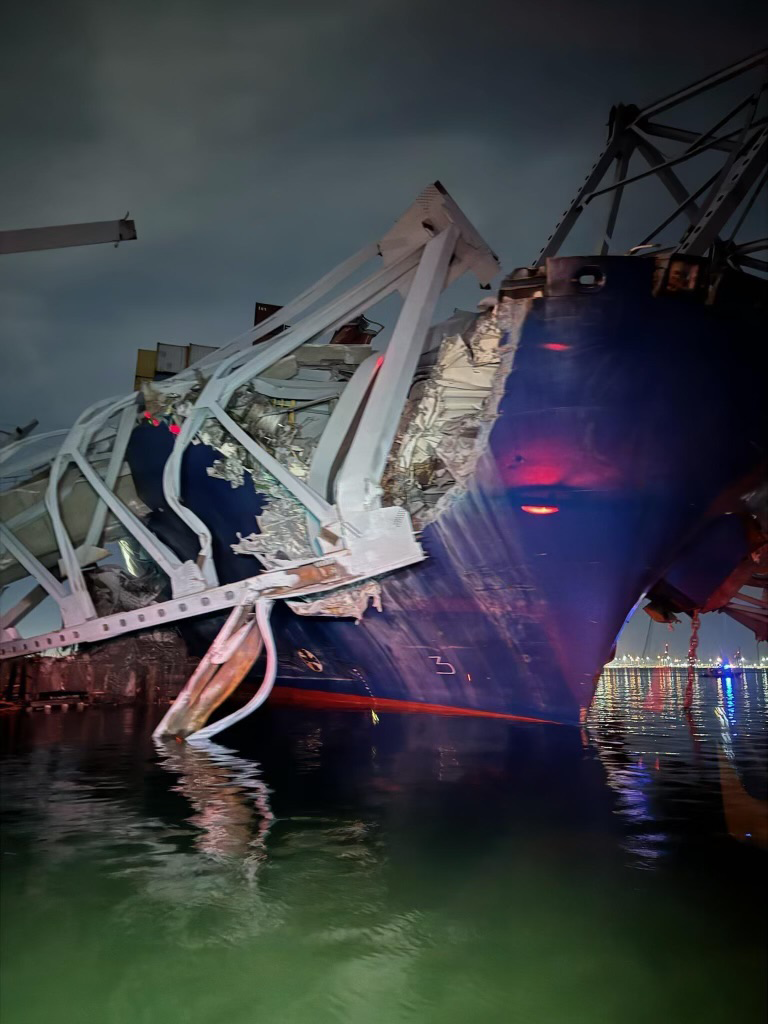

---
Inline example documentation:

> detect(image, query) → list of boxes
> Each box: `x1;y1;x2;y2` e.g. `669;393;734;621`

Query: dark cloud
1;0;766;429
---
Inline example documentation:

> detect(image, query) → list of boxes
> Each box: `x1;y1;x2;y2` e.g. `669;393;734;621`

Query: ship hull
126;257;767;725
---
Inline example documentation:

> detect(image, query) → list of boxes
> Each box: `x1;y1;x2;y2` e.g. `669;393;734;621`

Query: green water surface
1;669;766;1023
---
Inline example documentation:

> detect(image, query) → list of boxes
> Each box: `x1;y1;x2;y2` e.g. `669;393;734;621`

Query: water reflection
590;668;768;854
1;672;766;1024
151;669;767;873
154;739;273;871
720;674;737;724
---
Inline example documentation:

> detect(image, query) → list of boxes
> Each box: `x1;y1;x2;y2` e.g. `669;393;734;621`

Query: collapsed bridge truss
0;184;499;737
2;49;766;737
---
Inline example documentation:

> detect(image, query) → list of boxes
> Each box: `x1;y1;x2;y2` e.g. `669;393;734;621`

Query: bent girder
1;183;499;651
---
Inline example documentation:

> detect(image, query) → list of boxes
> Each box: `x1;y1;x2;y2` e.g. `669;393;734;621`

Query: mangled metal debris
2;181;503;741
151;298;529;572
286;580;383;620
383;297;530;527
232;496;316;567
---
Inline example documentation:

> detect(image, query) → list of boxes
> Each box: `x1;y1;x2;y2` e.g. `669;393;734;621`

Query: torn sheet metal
196;416;317;569
232;496;316;568
286;580;383;620
382;299;529;527
148;304;529;576
156;350;360;570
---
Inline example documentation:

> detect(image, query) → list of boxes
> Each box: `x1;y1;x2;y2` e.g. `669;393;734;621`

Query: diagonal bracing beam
335;225;460;513
533;49;768;262
1;184;497;649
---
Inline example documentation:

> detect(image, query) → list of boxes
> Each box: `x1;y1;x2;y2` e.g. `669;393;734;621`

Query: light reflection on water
1;670;766;1024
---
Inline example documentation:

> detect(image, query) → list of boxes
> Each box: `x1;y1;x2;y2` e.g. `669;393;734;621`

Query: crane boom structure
0;217;137;255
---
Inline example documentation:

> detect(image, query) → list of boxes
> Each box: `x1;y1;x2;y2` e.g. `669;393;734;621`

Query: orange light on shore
521;505;560;515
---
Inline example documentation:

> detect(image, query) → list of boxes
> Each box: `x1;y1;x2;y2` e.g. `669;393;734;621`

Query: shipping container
156;343;188;374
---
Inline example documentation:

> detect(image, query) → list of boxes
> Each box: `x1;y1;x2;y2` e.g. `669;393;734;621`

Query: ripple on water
0;670;766;1024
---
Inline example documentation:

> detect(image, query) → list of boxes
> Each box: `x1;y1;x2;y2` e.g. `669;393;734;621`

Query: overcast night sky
1;0;766;657
2;0;767;431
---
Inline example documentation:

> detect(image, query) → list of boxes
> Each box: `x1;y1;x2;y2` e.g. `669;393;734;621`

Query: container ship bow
1;52;766;738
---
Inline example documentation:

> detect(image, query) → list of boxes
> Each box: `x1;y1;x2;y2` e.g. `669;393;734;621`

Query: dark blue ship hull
126;257;767;725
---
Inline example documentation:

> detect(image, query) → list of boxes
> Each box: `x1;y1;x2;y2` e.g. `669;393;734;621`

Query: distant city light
606;651;767;669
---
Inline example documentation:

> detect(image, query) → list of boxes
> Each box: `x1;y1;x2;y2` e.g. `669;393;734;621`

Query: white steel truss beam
308;353;382;504
0;522;68;603
0;530;427;659
213;247;425;401
184;242;379;375
2;184;497;646
47;397;210;600
43;452;98;623
83;404;136;550
0;584;47;634
159;246;426;557
207;399;335;525
335;225;460;513
0;522;87;628
70;449;208;594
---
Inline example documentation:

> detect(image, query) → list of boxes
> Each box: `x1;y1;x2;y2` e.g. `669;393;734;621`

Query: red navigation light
168;423;181;435
375;355;384;369
540;343;571;352
521;504;559;515
143;410;152;419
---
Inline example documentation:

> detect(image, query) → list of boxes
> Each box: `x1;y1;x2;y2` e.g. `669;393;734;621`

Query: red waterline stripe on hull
267;686;562;725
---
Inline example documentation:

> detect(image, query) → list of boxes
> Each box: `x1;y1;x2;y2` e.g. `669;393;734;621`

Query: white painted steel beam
159;247;425;559
49;397;209;603
1;184;493;649
0;536;425;660
43;453;98;624
207;400;335;525
0;523;87;629
71;449;208;596
335;225;459;514
308;353;381;503
0;584;47;633
83;404;136;550
158;405;219;589
213;247;424;403
0;523;68;603
184;242;379;374
248;378;344;401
